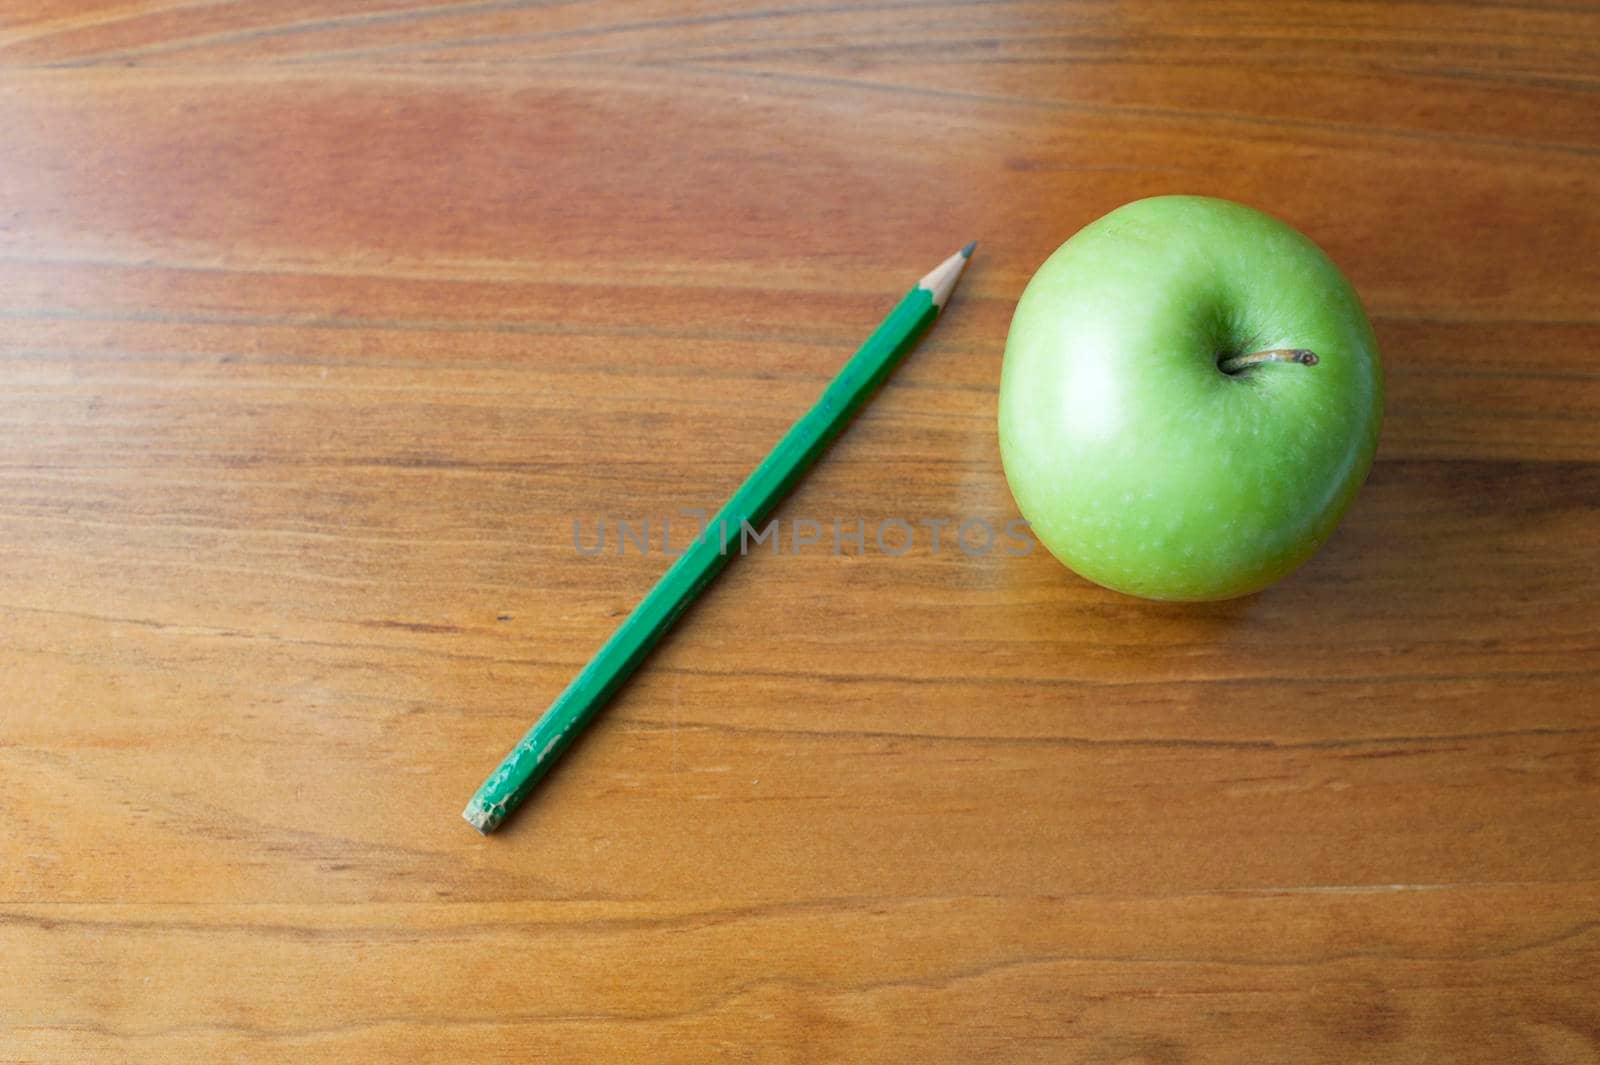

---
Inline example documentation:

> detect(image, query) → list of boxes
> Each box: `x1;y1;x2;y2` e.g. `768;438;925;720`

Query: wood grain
2;2;1598;1062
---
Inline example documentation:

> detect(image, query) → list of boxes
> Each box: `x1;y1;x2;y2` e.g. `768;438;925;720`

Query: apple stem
1218;348;1319;375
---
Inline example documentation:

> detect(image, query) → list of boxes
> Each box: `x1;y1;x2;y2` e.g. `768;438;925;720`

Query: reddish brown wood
2;3;1597;1061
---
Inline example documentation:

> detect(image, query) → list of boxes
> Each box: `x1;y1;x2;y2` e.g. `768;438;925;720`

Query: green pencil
463;244;976;834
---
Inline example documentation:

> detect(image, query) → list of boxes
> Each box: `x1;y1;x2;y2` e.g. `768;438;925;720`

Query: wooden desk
4;3;1597;1061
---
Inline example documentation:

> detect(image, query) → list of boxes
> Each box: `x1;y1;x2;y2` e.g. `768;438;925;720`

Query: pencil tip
921;243;975;308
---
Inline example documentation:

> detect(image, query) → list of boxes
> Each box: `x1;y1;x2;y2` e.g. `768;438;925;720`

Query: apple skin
999;196;1383;601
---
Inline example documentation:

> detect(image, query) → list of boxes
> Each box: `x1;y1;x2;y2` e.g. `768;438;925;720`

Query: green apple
999;196;1383;601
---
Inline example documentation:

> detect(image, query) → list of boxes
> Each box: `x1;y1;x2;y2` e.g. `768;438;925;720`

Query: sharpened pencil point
921;245;974;308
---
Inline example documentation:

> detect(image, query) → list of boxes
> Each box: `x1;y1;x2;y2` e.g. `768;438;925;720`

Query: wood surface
3;2;1598;1062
